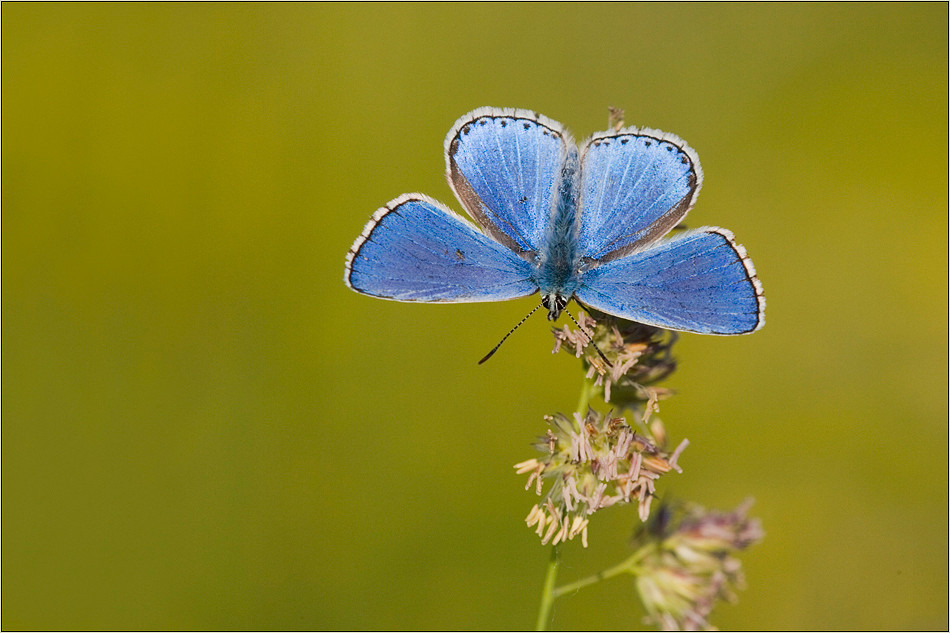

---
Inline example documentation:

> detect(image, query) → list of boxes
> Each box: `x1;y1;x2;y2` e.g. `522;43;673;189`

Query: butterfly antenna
478;303;544;364
564;308;613;369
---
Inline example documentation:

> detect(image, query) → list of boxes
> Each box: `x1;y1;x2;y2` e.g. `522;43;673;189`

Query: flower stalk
552;546;652;598
534;545;560;631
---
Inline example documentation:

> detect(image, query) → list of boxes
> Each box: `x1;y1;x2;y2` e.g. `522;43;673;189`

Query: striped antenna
478;303;544;364
478;303;612;369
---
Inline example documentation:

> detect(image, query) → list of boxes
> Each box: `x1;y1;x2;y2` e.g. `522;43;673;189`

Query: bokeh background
3;3;947;630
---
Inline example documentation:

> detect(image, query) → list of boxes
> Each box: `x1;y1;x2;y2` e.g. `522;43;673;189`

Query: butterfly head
542;293;569;321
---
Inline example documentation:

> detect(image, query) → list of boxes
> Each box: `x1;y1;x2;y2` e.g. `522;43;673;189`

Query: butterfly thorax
532;149;582;321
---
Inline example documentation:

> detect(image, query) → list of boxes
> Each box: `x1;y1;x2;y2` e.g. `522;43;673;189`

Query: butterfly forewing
445;108;571;255
345;194;536;303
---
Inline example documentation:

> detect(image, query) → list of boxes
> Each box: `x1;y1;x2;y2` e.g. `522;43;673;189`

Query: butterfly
344;107;764;351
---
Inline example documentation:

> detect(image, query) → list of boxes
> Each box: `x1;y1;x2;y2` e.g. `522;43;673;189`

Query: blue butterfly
345;107;764;346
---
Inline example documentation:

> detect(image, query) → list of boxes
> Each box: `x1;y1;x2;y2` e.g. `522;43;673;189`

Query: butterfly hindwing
577;128;702;262
345;194;536;303
445;107;572;254
575;228;764;334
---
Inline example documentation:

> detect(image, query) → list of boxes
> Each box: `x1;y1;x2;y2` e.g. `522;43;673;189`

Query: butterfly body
345;108;764;336
532;148;582;320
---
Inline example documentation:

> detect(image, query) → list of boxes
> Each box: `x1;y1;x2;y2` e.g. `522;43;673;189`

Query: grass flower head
515;409;688;547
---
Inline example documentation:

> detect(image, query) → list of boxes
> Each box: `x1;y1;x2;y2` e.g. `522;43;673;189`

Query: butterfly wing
575;228;765;334
345;194;536;303
445;107;572;255
577;127;702;262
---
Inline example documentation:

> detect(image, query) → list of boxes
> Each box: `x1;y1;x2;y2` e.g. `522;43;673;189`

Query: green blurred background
3;3;947;630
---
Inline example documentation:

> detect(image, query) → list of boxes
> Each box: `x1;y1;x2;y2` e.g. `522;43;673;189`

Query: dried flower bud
632;500;764;630
553;310;677;411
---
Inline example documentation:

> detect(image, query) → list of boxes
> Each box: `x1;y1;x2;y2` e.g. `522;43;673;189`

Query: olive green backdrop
3;3;947;630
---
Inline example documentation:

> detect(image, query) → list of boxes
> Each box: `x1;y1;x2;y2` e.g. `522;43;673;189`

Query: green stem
576;374;595;415
551;546;651;599
535;544;560;631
